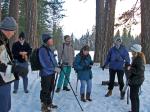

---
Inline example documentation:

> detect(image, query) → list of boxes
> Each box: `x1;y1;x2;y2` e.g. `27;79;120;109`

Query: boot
81;94;86;102
13;90;17;94
120;90;125;100
49;103;58;109
86;93;92;101
55;88;61;93
105;90;112;97
63;86;70;91
41;103;51;112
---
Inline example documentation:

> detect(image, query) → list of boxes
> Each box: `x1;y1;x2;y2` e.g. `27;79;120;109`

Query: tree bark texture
94;0;104;63
0;0;1;21
141;0;150;64
94;0;116;66
24;0;37;48
101;0;116;66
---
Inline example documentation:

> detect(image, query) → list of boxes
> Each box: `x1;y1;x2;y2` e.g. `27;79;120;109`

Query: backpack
30;48;42;71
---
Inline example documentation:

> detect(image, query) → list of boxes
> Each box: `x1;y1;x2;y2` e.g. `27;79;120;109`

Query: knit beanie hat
42;33;52;43
19;32;25;39
0;17;17;31
130;44;142;52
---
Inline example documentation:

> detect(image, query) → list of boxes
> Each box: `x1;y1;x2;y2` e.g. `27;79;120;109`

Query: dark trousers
40;74;55;105
108;69;124;91
130;85;140;112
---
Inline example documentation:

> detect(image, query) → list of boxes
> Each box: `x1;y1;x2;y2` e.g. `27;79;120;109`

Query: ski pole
127;87;130;104
61;68;84;111
51;72;59;103
139;86;142;95
75;73;79;95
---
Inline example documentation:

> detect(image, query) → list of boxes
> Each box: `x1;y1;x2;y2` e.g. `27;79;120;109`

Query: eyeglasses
116;39;121;42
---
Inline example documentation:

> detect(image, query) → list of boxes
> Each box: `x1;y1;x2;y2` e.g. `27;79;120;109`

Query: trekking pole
75;73;79;96
61;68;84;111
139;86;142;95
51;72;59;102
127;87;130;104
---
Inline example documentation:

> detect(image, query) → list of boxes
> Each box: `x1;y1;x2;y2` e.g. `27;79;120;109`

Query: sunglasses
116;39;121;42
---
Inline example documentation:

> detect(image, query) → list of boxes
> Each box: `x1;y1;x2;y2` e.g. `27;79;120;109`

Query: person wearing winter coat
55;35;74;93
12;32;32;93
39;33;61;112
73;45;93;102
0;17;17;112
126;44;145;112
102;37;130;99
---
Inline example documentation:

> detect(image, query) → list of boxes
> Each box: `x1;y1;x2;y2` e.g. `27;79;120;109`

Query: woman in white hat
126;44;146;112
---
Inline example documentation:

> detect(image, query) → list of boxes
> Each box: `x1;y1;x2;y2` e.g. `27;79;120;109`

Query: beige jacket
57;43;74;66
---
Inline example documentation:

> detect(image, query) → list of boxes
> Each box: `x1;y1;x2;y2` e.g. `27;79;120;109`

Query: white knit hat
130;44;142;52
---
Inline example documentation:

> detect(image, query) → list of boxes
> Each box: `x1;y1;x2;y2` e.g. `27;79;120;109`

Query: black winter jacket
12;41;32;63
127;56;145;86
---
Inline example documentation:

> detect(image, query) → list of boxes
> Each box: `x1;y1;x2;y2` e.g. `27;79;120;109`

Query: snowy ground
10;51;150;112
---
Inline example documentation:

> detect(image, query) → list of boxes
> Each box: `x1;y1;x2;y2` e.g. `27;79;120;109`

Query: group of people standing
0;16;146;112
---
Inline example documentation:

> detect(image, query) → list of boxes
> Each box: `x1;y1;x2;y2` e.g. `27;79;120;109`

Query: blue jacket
104;45;130;70
39;46;57;77
73;53;93;80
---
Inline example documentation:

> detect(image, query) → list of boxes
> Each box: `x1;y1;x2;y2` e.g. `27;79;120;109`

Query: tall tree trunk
101;0;116;66
0;0;1;21
94;0;104;63
107;0;116;49
24;0;37;48
141;0;150;64
94;0;116;66
9;0;19;46
100;0;109;66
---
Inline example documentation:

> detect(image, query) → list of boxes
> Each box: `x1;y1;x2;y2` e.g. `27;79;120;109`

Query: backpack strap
60;43;65;61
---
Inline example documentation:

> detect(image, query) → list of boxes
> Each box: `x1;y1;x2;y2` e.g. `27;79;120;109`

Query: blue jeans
13;61;28;92
80;79;92;94
14;75;28;92
0;84;11;112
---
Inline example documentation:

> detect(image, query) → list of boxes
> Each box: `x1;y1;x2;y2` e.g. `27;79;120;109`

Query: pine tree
1;0;9;20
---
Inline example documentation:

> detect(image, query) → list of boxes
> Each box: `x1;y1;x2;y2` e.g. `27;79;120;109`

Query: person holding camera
102;37;130;99
55;35;74;93
73;45;93;102
0;17;17;112
12;32;32;94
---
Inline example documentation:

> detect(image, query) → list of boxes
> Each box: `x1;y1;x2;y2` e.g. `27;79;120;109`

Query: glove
83;65;92;70
101;65;105;71
125;63;130;68
0;63;7;72
58;61;61;66
54;67;61;74
90;62;93;65
88;65;92;69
